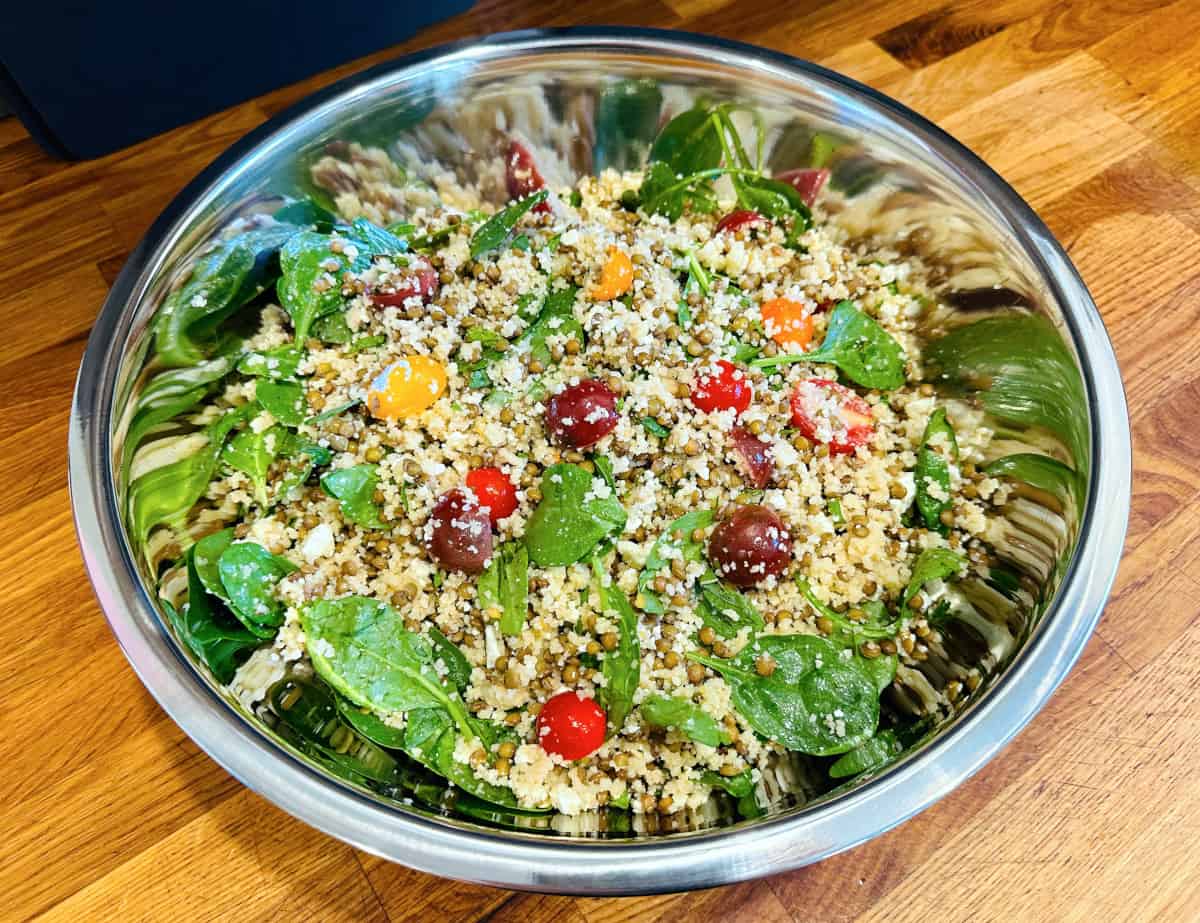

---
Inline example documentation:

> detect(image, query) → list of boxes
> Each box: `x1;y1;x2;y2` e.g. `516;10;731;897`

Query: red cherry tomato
465;467;518;524
715;209;767;235
545;379;619;449
427;489;494;574
370;256;440;308
536;691;607;760
690;359;753;415
707;504;792;588
775;167;830;207
789;378;875;456
730;425;775;489
505;139;552;213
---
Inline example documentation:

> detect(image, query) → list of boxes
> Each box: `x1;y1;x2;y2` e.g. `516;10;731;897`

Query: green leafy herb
166;546;260;683
827;498;845;526
256;378;307;426
592;557;641;734
524;284;583;367
689;634;880;755
696;571;765;639
320;465;385;529
795;576;897;643
641;416;670;438
275;431;332;499
752;301;906;390
523;463;627;566
470;190;549;259
915;408;958;533
306;398;361;424
348;334;386;354
829;729;900;779
300;596;473;739
902;547;966;607
641;695;728;747
217;541;297;636
478;541;530;636
592;454;616;489
638;509;715;614
310;311;354;344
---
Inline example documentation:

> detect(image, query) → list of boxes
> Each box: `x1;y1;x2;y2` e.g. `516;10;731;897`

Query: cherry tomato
775;167;830;207
591;247;634;301
465;467;518;524
707;504;792;588
789;378;875;456
730;425;775;489
545;379;619;449
427;489;493;574
369;256;439;308
759;297;814;353
690;359;752;415
715;209;767;235
536;691;607;760
366;356;447;419
505;139;551;213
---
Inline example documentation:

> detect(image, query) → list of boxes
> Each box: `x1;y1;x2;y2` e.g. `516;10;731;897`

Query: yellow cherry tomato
367;356;447;419
591;247;634;301
759;297;814;352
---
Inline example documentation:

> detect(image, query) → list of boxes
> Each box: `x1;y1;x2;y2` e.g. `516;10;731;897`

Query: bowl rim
69;26;1131;895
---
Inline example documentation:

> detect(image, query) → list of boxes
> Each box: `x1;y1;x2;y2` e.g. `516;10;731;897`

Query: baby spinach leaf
594;78;664;172
524;463;627;566
690;634;880;756
221;425;280;507
335;698;408;749
696;570;765;639
592;560;641;734
349;217;408;257
829;729;900;779
915;408;958;533
237;345;303;380
320;464;385;528
310;311;354;344
641;695;729;747
218;541;296;636
155;224;297;367
193;528;236;603
129;404;253;559
592;454;616;489
428;627;473;694
902;547;966;607
650;105;723;176
795;576;897;642
256;378;307;426
752;301;906;390
301;596;473;738
277;229;370;343
167;547;260;684
470;190;549;259
925;313;1088;476
478;541;530;636
638;509;715;615
430;723;521;808
639;161;719;220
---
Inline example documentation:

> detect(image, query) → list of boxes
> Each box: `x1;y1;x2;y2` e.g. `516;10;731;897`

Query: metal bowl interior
69;28;1130;894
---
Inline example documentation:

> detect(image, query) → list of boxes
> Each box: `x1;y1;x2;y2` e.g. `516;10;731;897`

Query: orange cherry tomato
759;297;815;353
366;356;447;419
591;247;634;301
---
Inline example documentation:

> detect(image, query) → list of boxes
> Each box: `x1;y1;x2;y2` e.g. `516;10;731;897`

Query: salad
130;97;1038;821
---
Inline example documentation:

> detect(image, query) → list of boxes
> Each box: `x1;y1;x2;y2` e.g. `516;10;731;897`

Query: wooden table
3;1;1195;919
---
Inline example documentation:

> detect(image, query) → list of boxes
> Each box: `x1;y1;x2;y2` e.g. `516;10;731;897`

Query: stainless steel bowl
70;28;1130;894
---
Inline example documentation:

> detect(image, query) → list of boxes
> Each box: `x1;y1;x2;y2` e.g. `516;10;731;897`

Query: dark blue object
0;0;473;160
